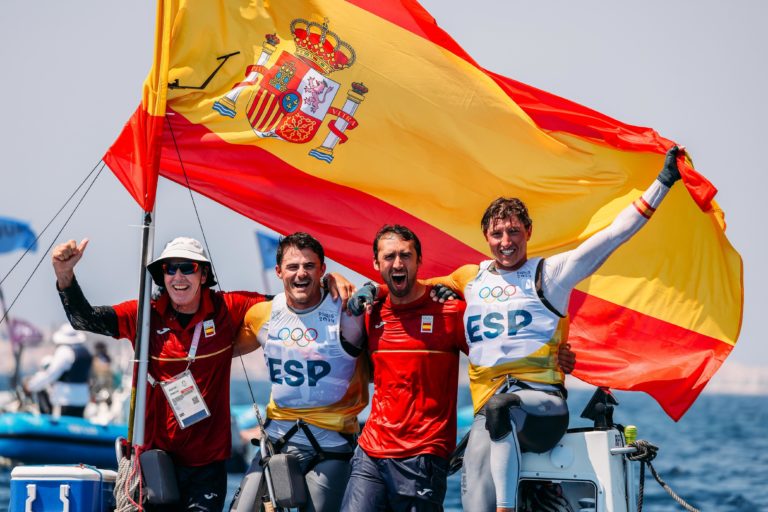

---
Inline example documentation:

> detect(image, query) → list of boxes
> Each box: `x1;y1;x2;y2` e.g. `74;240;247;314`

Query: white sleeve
541;180;670;314
340;313;365;350
26;346;76;392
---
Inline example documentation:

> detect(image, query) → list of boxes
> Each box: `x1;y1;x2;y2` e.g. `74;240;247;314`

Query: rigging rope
166;111;265;417
164;115;221;291
629;439;700;512
0;163;105;328
166;112;283;510
116;449;143;512
0;159;105;289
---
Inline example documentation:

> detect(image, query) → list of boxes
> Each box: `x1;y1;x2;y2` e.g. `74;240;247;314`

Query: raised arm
52;239;120;336
541;147;682;314
52;239;88;289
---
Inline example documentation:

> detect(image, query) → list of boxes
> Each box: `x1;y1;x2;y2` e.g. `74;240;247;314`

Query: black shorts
341;447;448;512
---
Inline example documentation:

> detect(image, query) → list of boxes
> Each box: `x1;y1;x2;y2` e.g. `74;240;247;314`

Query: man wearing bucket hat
23;323;93;418
52;235;355;512
51;236;268;512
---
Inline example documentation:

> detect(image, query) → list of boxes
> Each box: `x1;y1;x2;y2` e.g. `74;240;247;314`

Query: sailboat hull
0;412;125;469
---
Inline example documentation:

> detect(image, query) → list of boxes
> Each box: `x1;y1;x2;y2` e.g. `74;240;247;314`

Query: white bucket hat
146;237;217;287
52;323;87;345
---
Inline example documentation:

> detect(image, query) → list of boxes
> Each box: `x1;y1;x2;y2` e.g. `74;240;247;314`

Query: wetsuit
58;278;267;512
230;291;367;512
341;285;468;512
432;180;672;511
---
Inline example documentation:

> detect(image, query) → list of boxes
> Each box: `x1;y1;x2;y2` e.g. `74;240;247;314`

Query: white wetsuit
462;180;670;511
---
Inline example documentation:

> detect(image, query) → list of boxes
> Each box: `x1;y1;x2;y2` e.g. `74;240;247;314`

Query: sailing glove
431;284;459;302
657;146;682;187
348;282;377;316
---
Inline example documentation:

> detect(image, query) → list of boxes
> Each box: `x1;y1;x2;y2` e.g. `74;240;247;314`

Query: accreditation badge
159;370;211;429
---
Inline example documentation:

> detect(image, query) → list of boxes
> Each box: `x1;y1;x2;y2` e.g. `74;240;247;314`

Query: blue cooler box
9;465;117;512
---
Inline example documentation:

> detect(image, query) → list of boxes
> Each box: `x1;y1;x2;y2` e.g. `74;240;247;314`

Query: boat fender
139;449;181;504
484;393;522;441
269;453;309;508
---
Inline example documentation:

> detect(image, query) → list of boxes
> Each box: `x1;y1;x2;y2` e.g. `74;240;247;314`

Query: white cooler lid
11;465;118;482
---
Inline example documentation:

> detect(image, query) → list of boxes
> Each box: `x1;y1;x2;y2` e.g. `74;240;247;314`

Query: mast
128;210;155;447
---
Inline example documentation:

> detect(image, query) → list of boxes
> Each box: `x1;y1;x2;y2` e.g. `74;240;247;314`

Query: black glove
430;284;459;302
657;146;681;187
347;282;377;316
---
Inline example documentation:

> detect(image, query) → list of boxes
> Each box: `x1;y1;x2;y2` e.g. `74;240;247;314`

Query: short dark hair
373;224;422;259
276;232;325;266
480;197;532;233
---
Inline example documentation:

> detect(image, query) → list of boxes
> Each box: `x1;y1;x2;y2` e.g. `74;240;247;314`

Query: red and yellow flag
103;1;173;212
104;0;742;420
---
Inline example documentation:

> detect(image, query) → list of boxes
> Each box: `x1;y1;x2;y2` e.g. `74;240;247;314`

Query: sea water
2;388;767;511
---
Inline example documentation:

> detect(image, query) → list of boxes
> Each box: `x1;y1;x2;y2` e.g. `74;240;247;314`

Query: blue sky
1;1;765;366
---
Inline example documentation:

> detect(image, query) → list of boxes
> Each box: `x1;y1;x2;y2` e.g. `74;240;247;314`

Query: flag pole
127;210;155;449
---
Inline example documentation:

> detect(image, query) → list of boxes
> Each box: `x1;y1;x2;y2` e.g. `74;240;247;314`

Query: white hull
519;428;636;512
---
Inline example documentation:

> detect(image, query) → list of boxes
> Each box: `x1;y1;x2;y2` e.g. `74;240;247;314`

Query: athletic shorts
341;447;448;512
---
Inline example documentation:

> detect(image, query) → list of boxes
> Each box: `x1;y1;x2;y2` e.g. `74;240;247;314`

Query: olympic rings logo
277;327;318;347
478;285;518;303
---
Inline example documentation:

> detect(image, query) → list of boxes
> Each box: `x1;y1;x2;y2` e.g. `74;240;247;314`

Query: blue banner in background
255;231;280;270
0;217;37;254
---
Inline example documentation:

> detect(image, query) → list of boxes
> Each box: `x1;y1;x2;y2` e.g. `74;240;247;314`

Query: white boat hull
519;428;636;512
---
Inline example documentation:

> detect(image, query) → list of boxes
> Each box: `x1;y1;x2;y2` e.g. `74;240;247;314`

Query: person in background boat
51;235;355;512
419;146;684;512
340;224;469;512
89;340;114;402
22;323;92;418
230;232;368;512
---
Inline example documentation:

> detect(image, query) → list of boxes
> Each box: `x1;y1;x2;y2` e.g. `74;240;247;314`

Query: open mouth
292;280;310;291
390;272;407;287
171;283;190;291
500;247;516;256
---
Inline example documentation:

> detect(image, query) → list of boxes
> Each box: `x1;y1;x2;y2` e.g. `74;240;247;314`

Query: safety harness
256;419;355;475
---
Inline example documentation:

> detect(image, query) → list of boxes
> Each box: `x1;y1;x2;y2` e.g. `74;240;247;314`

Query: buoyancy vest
59;344;92;384
464;258;568;413
263;293;368;434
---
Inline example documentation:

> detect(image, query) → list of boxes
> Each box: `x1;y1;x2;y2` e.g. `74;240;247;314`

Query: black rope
164;114;221;291
0;163;105;328
629;440;700;512
0;159;105;288
164;113;264;420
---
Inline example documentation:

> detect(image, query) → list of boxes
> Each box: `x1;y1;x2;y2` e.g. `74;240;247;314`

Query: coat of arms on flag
212;18;368;163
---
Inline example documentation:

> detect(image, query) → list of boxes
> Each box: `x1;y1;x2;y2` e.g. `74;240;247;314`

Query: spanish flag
104;0;742;420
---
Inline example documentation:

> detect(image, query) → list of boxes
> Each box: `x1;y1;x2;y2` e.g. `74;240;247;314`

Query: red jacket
113;288;266;466
359;287;468;460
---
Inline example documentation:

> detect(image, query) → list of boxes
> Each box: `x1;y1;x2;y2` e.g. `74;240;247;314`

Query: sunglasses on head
162;261;200;275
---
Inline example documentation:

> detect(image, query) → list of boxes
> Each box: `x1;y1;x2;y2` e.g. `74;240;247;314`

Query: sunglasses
162;261;201;275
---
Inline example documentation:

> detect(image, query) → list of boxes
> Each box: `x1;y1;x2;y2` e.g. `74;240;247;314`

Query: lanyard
184;321;204;371
147;321;203;387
